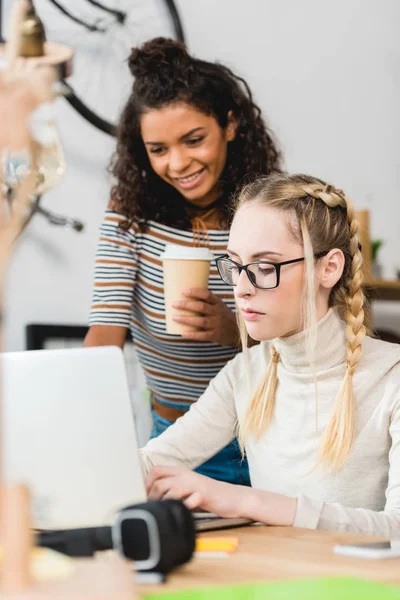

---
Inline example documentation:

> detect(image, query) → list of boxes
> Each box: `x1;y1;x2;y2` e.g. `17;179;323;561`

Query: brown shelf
364;279;400;301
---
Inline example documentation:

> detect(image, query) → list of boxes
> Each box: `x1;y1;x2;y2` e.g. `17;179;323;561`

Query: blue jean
151;409;251;486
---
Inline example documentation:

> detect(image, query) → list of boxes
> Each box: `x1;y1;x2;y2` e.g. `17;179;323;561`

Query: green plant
371;239;384;262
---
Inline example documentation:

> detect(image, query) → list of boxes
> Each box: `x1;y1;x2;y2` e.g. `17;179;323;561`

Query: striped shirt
89;209;239;405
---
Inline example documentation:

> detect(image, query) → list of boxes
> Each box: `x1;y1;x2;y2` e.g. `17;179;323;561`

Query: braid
300;183;347;209
303;183;367;469
238;344;280;452
300;184;367;362
341;199;367;373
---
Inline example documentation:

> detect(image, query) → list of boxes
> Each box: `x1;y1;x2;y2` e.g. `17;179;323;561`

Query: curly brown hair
110;37;282;230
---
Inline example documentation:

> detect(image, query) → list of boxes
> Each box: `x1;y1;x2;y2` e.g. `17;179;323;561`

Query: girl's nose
235;269;256;298
168;147;191;174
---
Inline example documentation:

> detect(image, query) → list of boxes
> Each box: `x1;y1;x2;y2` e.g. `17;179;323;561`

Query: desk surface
138;525;400;596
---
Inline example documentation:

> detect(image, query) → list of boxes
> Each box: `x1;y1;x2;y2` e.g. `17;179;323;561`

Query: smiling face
140;102;236;209
228;202;328;341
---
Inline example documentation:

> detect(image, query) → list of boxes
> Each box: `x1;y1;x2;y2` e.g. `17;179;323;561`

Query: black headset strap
37;526;112;557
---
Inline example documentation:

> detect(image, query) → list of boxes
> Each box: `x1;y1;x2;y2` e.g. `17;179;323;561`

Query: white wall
4;0;400;351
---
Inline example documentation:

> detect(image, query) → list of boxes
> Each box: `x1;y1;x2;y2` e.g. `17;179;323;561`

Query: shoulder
99;208;139;242
102;207;132;229
362;336;400;370
359;336;400;388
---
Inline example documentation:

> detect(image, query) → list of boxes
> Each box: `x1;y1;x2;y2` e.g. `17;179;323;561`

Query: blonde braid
302;183;367;469
238;344;280;452
300;183;347;210
341;198;367;373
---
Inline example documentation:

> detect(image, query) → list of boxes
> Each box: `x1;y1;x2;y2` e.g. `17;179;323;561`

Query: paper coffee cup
161;244;214;335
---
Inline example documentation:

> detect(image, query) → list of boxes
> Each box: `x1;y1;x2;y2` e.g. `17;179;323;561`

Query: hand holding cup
161;243;239;346
173;287;239;346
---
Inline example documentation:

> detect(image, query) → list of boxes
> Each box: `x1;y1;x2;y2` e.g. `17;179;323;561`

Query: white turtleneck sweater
140;309;400;537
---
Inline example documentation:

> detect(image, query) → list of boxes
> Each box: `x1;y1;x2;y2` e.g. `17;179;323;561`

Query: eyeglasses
215;251;329;290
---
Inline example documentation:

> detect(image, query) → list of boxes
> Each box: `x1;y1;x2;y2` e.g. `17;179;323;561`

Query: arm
146;468;297;521
248;386;400;536
85;207;137;344
147;371;400;535
291;389;400;536
140;354;241;475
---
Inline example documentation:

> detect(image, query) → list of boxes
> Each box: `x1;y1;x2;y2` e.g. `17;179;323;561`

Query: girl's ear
319;249;345;290
226;110;238;142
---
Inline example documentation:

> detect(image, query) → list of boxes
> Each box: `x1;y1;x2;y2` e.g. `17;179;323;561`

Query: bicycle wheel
33;0;185;136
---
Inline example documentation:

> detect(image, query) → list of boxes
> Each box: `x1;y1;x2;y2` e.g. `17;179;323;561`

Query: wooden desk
138;525;400;596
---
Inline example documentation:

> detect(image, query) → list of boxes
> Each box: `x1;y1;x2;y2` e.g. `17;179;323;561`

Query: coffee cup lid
160;243;214;261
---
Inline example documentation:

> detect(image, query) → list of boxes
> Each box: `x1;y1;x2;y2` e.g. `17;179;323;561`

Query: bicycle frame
0;0;116;135
46;0;184;40
0;0;185;136
0;0;184;55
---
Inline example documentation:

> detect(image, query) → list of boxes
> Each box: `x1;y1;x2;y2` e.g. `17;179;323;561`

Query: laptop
2;346;250;532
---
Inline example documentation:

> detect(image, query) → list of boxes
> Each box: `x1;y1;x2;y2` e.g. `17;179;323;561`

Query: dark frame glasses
215;251;329;290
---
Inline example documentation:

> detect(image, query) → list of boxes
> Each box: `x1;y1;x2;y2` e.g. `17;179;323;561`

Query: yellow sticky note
196;537;239;553
197;536;239;547
206;536;239;546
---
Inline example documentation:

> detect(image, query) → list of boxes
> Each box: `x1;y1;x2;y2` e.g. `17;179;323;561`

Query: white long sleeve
293;382;400;536
140;309;400;537
140;353;241;475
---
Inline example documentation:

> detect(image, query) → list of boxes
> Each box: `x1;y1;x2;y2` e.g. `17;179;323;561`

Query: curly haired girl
85;38;281;485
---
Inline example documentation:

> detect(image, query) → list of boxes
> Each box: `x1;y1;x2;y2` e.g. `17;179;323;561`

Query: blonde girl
140;173;400;536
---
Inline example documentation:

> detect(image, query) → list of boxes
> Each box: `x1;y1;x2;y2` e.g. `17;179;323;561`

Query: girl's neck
189;206;227;231
180;188;228;231
273;309;346;374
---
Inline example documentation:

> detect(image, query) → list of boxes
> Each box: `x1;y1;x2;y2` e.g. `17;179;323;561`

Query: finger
181;330;215;342
162;487;191;502
147;476;175;500
182;289;217;303
172;300;213;314
146;466;182;493
183;492;203;511
173;315;212;329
